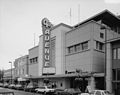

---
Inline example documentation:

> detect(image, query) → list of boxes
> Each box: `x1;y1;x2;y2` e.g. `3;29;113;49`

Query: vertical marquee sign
42;18;52;68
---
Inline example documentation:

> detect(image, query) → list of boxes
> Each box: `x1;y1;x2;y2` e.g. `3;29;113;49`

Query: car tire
43;91;46;95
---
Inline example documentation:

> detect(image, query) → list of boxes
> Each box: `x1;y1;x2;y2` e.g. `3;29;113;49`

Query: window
100;32;104;38
68;41;89;54
75;44;81;52
29;57;38;64
68;46;74;54
51;37;56;66
96;41;104;51
82;41;88;50
60;83;63;87
35;57;38;63
117;69;120;80
118;48;120;59
113;49;117;59
30;59;32;64
112;69;116;80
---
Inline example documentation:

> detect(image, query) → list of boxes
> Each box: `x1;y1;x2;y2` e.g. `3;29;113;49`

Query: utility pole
78;4;80;23
9;61;12;84
70;8;72;25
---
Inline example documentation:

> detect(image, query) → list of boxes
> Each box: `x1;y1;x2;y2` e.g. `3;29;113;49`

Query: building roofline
51;23;72;30
28;45;39;51
66;20;97;34
107;37;120;43
74;9;120;28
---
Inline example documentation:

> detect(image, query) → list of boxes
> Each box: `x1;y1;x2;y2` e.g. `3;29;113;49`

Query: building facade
106;38;120;95
28;45;39;77
3;68;15;83
38;10;120;91
14;55;29;80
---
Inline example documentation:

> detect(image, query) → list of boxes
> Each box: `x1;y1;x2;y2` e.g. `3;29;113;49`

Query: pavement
0;87;41;95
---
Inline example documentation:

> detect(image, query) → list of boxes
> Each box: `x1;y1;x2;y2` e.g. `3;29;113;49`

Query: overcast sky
0;0;120;70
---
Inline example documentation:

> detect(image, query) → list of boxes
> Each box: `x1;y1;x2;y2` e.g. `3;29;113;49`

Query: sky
0;0;120;70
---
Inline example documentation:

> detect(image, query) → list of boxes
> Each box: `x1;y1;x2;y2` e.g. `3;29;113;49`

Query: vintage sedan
59;88;81;95
35;86;55;94
89;90;111;95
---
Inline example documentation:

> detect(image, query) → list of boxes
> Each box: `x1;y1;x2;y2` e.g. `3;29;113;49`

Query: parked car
0;83;4;87
8;84;16;89
89;90;111;95
60;88;81;95
35;86;55;94
53;88;65;95
15;84;23;90
24;84;38;92
3;83;9;88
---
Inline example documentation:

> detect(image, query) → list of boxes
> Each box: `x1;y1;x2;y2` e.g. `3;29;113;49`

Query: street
0;87;41;95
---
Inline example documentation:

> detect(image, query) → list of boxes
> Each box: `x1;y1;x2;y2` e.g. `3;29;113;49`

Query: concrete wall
29;64;38;77
28;46;39;76
38;35;43;76
106;43;112;93
14;55;29;78
92;23;105;73
65;21;92;72
51;24;71;75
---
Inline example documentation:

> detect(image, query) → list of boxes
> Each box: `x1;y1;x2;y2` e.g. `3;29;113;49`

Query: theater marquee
42;18;55;74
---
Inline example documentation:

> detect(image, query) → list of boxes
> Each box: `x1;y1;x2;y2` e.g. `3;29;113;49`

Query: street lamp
9;61;12;84
100;25;107;90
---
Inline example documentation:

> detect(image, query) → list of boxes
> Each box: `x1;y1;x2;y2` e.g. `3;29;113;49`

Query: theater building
27;10;120;92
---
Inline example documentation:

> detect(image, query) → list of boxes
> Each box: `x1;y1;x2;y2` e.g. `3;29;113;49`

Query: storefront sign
42;18;52;67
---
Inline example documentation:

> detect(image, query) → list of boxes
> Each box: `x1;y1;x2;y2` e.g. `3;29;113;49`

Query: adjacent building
14;55;29;80
106;37;120;95
28;45;39;77
3;68;15;83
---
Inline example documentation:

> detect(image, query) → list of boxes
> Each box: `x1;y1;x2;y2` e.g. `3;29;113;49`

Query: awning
17;77;27;81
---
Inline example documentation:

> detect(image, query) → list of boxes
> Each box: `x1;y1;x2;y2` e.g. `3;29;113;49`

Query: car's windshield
39;87;45;89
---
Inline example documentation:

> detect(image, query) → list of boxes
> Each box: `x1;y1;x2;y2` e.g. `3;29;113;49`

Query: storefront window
117;69;120;80
113;69;116;80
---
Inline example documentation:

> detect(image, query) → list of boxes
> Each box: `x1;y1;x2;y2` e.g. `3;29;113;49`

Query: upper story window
68;46;74;54
82;41;88;50
68;41;89;54
113;49;117;59
118;48;120;59
96;41;104;51
100;32;104;39
29;57;38;64
75;44;82;52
